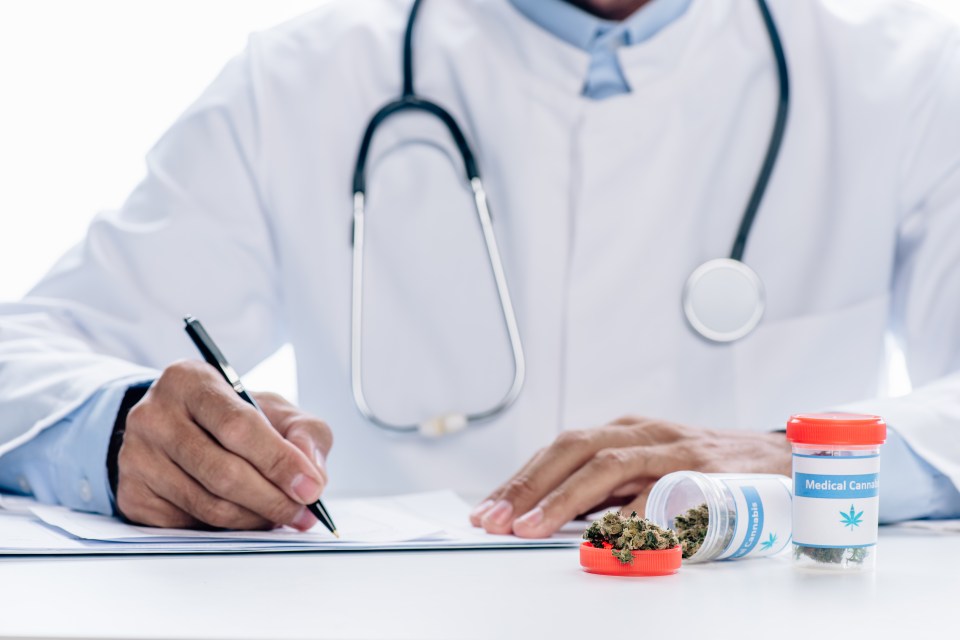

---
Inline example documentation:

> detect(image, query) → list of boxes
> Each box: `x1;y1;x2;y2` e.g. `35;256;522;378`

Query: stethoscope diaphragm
682;258;765;343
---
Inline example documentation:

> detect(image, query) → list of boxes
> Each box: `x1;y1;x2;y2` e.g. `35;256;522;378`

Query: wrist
106;381;153;507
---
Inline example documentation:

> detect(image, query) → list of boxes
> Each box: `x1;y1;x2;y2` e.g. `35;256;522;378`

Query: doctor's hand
471;416;791;538
115;360;333;531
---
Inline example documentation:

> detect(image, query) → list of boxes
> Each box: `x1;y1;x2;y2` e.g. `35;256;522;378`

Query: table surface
0;527;954;640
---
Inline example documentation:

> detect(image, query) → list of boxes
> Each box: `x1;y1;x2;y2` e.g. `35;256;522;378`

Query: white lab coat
2;0;960;498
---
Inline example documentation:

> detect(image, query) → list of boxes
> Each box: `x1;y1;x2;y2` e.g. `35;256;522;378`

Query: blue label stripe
730;486;763;559
795;473;879;499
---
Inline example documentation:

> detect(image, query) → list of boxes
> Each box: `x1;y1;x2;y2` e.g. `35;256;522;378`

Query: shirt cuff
0;378;151;515
879;425;960;523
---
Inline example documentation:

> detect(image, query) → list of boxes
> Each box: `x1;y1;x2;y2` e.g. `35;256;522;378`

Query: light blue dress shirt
0;380;134;515
1;0;957;523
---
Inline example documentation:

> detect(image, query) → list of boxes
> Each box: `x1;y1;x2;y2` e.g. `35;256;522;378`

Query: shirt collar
508;0;694;51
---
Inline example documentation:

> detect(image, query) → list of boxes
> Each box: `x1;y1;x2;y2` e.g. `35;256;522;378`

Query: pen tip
333;529;340;539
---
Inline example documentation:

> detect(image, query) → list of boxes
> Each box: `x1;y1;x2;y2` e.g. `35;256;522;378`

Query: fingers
116;472;199;529
511;445;685;538
474;421;682;534
179;370;326;506
117;360;334;531
158;418;319;530
469;448;546;527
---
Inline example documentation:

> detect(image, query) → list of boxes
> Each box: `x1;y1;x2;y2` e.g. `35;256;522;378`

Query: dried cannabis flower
673;503;710;559
583;511;679;565
794;544;868;565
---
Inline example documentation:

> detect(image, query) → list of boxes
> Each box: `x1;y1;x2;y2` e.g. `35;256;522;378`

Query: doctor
1;0;960;535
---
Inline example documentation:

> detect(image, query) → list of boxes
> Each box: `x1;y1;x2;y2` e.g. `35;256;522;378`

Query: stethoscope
350;0;789;436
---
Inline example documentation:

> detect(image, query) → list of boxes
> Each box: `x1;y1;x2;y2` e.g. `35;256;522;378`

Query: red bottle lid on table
579;542;681;576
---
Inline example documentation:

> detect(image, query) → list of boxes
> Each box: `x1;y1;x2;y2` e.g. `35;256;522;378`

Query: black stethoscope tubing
732;0;790;262
353;0;479;196
348;0;790;433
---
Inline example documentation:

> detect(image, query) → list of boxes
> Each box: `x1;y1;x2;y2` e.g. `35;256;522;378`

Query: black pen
183;315;339;538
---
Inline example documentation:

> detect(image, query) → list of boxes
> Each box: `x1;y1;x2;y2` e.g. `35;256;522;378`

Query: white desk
0;527;954;639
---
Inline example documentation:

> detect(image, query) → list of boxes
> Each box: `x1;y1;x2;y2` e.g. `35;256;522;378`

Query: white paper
1;490;581;555
30;498;443;544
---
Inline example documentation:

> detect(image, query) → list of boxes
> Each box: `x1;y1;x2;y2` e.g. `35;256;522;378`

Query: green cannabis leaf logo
840;505;864;529
759;533;778;550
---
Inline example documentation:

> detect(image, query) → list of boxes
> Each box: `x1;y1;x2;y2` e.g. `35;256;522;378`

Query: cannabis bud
583;511;679;565
673;503;710;559
794;545;868;565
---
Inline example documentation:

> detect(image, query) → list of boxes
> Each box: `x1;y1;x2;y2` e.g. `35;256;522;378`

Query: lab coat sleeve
0;41;284;469
839;35;960;515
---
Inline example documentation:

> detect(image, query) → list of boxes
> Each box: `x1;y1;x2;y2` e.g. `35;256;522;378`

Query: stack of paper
0;491;582;555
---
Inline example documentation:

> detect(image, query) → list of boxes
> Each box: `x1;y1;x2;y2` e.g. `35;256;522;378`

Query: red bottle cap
786;413;886;446
579;542;682;576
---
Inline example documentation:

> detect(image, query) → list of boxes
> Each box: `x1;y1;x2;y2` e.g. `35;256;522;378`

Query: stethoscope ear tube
351;97;481;198
348;0;524;435
729;0;790;264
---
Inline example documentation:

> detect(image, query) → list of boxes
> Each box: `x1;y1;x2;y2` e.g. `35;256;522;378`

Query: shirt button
17;476;30;493
79;479;92;502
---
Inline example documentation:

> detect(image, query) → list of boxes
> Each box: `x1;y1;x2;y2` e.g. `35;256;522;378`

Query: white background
2;0;958;399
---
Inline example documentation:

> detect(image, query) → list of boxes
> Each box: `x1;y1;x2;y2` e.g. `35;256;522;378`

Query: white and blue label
792;454;881;548
715;475;792;560
795;473;879;499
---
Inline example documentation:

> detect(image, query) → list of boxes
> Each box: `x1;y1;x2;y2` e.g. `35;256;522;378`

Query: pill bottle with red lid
786;413;886;571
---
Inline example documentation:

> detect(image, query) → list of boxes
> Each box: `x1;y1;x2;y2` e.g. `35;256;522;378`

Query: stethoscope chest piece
683;258;765;343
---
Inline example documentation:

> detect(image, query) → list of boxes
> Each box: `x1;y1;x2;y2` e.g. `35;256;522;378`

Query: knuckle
209;461;246;498
161;359;201;384
125;400;156;433
151;506;194;529
255;391;287;407
268;500;302;526
652;420;683;439
684;441;711;469
265;445;300;481
541;486;570;511
215;406;256;447
503;474;539;503
203;499;245;530
554;429;589;452
291;416;334;451
593;447;630;472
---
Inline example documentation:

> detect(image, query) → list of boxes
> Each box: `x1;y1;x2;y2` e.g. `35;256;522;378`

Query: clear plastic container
645;471;792;563
786;413;886;571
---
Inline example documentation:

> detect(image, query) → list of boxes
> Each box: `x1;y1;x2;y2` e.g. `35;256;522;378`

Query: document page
0;490;582;555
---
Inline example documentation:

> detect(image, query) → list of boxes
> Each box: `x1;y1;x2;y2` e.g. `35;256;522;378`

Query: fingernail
470;499;494;521
291;506;318;532
481;500;514;528
514;507;544;533
291;473;321;503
